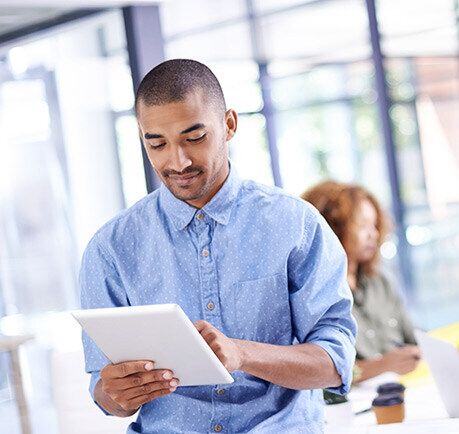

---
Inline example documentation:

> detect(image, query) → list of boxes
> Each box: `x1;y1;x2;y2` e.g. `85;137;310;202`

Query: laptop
414;329;459;418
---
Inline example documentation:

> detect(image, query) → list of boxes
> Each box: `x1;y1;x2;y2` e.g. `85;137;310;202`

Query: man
80;59;356;433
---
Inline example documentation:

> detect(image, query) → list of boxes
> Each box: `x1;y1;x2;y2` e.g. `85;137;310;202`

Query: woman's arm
354;345;421;383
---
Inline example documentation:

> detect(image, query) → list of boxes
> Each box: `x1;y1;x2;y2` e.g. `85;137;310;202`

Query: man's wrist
232;338;257;372
95;379;138;417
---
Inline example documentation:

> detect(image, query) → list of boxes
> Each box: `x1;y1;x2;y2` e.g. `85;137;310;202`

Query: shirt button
196;213;204;220
214;424;223;432
366;329;375;338
216;388;225;395
202;248;209;257
206;301;215;311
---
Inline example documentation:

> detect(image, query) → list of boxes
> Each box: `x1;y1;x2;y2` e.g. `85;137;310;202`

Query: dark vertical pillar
246;0;283;187
365;0;414;292
123;6;164;192
258;62;283;187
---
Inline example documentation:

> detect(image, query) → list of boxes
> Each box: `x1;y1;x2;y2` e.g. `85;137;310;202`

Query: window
377;0;459;327
159;0;459;328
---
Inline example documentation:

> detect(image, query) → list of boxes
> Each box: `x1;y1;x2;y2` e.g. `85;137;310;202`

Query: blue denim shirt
80;168;356;433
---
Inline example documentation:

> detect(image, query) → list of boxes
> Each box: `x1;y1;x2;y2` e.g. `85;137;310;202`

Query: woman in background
302;181;420;382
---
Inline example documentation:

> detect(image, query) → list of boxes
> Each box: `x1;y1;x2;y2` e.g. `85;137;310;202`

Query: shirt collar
159;164;241;231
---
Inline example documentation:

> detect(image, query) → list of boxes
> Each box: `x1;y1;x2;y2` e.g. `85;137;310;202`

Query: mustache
163;167;204;177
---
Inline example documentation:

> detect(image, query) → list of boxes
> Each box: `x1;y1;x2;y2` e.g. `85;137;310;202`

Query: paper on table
414;329;459;418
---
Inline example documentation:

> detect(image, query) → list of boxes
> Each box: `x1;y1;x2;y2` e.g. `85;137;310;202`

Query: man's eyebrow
144;123;205;140
144;132;163;139
180;123;205;135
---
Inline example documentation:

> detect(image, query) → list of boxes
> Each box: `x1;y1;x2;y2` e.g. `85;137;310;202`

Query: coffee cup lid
376;382;406;395
372;393;404;407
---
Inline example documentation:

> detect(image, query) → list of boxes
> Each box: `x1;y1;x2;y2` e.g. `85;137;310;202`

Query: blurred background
0;0;458;433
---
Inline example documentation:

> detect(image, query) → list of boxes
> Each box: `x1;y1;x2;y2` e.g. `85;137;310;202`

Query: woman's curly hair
301;180;390;276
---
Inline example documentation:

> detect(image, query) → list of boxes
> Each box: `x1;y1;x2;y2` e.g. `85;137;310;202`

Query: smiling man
80;59;356;434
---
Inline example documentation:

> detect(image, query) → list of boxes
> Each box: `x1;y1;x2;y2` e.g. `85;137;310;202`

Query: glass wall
159;0;459;329
160;0;273;185
378;0;459;327
0;10;144;433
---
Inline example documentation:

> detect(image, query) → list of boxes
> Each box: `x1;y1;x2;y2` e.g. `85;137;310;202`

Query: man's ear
225;109;238;141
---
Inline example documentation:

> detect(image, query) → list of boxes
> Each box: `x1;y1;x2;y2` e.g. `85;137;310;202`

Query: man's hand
97;361;179;415
381;345;421;375
194;320;243;372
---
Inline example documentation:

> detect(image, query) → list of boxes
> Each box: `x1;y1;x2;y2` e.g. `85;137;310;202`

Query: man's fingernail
170;379;178;387
145;362;154;371
163;371;173;380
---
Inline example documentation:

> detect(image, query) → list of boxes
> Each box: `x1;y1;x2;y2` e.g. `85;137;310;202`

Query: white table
0;334;34;434
325;373;459;433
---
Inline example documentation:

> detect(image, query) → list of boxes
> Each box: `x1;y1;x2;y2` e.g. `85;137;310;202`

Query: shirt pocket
233;274;292;343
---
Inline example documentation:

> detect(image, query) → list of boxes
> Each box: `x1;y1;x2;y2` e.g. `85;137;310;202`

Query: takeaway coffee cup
372;393;405;424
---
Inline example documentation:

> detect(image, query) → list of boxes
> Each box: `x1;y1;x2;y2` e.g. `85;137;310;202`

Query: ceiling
0;6;77;37
0;1;165;40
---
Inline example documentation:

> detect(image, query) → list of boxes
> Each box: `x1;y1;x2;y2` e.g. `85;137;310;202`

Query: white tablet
72;304;234;387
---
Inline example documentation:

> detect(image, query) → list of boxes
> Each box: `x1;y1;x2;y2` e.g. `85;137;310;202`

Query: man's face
137;90;237;208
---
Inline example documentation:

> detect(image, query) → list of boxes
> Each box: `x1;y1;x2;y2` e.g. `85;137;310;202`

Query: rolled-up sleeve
79;234;129;413
288;205;357;395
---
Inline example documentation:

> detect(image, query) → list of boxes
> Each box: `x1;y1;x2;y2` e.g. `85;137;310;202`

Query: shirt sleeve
288;205;357;395
79;234;129;414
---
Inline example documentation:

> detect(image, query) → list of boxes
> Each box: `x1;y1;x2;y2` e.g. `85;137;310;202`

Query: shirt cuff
89;371;112;416
307;327;356;395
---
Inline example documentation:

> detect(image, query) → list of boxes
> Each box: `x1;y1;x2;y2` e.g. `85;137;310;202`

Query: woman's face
349;199;379;263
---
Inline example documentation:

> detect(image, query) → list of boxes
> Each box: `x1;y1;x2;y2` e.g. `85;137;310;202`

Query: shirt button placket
198;219;218;325
196;217;227;431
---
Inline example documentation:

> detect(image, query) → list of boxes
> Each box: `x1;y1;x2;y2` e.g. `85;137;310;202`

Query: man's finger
194;320;211;332
122;378;179;400
109;369;175;391
108;360;155;378
201;329;218;342
127;387;173;408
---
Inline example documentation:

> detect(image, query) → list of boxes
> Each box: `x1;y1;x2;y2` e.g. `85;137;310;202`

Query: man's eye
187;133;206;143
150;143;166;149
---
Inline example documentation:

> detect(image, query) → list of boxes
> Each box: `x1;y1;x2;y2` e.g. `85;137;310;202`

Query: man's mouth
168;171;202;187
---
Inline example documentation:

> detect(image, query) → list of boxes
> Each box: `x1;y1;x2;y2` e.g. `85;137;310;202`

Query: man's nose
169;146;192;173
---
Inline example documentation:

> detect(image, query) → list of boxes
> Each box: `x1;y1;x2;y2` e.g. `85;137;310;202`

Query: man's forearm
235;340;342;390
94;379;137;417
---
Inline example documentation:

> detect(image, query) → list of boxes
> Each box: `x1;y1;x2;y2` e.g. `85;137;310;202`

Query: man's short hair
135;59;226;114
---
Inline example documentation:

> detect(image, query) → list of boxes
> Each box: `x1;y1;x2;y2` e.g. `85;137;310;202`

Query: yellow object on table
401;322;459;387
